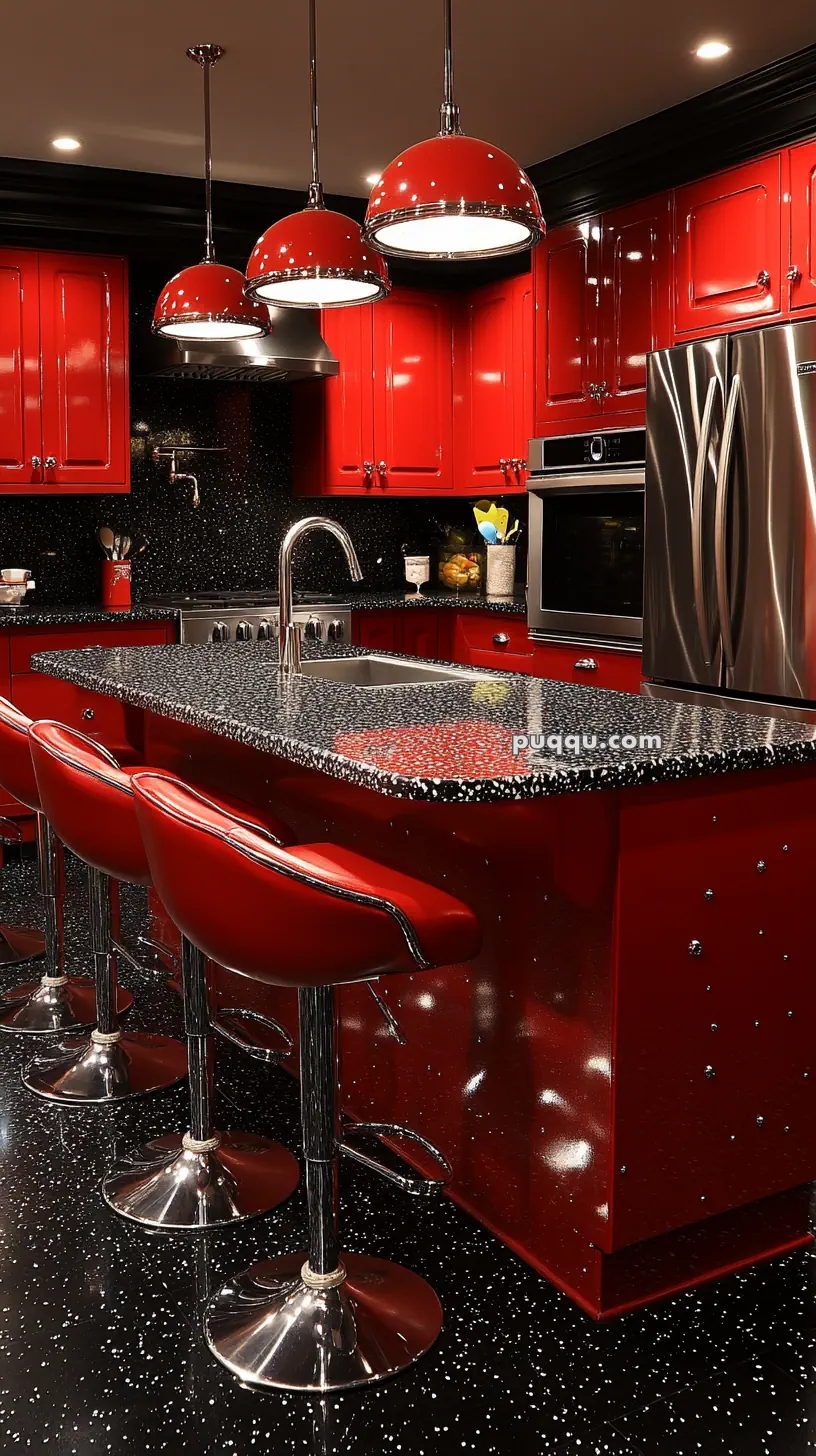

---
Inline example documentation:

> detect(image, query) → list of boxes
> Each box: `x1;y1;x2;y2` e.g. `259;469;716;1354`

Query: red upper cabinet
320;304;376;490
674;156;783;333
534;221;601;432
372;289;453;492
0;251;42;491
453;271;533;493
600;194;673;417
788;140;816;312
0;248;129;496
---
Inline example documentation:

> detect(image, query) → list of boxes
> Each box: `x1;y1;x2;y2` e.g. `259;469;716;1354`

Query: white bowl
0;569;30;584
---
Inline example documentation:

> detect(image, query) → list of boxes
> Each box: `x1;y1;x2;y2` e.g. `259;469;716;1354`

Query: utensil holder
485;545;516;597
102;560;131;609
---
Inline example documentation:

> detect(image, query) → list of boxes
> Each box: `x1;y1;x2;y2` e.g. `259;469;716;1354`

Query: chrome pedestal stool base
205;1251;444;1392
0;976;129;1036
102;1130;300;1230
0;923;45;968
22;1030;187;1103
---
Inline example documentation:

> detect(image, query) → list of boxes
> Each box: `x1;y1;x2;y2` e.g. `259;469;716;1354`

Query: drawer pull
757;269;771;289
492;632;510;646
573;657;598;671
81;708;95;720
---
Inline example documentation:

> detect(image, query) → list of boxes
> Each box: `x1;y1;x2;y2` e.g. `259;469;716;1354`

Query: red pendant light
154;46;269;341
244;0;389;309
364;0;543;261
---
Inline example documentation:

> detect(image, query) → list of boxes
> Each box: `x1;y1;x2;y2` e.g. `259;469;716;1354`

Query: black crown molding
528;41;816;227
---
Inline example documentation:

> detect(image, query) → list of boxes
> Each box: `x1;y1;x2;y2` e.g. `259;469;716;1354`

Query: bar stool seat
132;770;481;1392
27;722;299;1230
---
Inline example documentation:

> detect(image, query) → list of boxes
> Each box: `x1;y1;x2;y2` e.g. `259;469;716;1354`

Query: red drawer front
451;613;533;663
11;675;134;751
532;642;642;693
10;623;171;674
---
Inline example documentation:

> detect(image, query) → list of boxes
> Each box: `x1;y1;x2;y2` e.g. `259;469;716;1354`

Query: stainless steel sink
298;655;489;688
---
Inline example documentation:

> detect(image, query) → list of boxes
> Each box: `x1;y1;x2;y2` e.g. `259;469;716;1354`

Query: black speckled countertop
32;640;816;803
0;604;179;628
351;590;527;616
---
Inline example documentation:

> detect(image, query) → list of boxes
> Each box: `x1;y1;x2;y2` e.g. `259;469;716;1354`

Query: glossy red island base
144;712;816;1319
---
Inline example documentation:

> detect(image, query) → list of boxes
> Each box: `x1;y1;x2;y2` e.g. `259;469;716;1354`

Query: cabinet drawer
10;624;170;674
11;675;134;748
467;648;537;675
452;613;533;662
531;643;642;693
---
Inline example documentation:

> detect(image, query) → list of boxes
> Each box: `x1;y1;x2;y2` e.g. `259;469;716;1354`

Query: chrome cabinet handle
362;460;374;484
81;708;95;721
377;460;387;477
714;374;741;674
598;380;608;398
757;270;771;288
787;266;802;283
574;657;598;671
492;632;510;646
498;457;509;476
30;456;41;470
44;456;57;469
691;375;720;667
511;457;525;482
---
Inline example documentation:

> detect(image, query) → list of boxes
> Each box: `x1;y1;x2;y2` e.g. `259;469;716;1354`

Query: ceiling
4;1;816;199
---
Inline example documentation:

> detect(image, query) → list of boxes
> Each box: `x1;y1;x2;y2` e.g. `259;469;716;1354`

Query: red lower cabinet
351;611;404;653
401;612;439;660
531;641;642;693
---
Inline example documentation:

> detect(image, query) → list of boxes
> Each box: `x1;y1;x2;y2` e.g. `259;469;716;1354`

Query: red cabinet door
352;611;404;652
600;194;673;420
0;251;42;492
531;641;642;693
401;611;439;660
319;304;376;491
534;221;601;433
453;275;530;493
674;157;782;333
38;252;129;491
372;290;454;492
788;140;816;312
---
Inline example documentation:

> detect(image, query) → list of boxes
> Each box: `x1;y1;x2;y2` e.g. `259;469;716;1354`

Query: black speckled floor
3;856;816;1455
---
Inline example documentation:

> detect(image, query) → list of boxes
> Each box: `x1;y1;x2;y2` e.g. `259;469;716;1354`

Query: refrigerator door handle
714;373;741;674
691;376;719;665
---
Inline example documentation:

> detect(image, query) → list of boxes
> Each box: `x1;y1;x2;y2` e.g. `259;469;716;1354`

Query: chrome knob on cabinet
30;456;42;470
304;616;323;642
257;620;271;642
757;269;771;288
574;657;598;671
788;266;802;283
377;461;387;479
81;708;95;721
327;619;345;642
362;460;375;484
499;457;509;476
44;456;57;469
235;621;253;642
492;632;510;646
211;621;229;642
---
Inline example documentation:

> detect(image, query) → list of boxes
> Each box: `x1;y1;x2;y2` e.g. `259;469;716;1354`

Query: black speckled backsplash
0;265;527;605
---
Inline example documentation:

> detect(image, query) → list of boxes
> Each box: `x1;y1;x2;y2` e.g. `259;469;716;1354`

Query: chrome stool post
0;815;103;1035
204;983;444;1392
101;937;299;1228
22;865;187;1103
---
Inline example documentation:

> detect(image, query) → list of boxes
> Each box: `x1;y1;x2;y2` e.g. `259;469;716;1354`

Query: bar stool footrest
338;1121;452;1197
213;1007;294;1065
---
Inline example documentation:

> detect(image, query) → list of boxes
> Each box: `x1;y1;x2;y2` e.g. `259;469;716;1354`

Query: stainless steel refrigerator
643;320;816;720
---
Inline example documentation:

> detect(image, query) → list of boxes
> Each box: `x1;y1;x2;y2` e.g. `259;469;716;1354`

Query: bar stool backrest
28;721;151;885
132;771;433;988
0;697;40;812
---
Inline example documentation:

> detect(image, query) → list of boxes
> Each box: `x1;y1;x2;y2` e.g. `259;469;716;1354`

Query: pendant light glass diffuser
244;0;389;308
364;0;543;260
153;46;270;340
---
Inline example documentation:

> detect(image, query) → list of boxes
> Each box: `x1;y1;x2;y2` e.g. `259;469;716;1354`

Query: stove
144;591;352;646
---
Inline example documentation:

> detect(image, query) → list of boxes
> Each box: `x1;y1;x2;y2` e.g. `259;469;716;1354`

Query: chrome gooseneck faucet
278;518;363;674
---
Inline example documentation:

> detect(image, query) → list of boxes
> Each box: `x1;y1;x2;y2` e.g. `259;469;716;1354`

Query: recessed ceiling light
695;40;730;60
365;173;381;187
52;136;82;152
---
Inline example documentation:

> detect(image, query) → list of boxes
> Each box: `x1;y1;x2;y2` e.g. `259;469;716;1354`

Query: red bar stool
0;697;113;1034
28;722;299;1229
132;770;481;1392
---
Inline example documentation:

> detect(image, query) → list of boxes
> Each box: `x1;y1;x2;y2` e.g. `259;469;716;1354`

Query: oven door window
538;491;644;618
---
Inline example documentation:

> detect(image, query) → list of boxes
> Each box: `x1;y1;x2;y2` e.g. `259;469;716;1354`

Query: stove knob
327;619;345;642
235;621;253;642
211;621;230;643
304;616;323;642
257;620;271;642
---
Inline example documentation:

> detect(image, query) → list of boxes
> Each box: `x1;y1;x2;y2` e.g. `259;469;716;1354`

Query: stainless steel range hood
141;306;338;383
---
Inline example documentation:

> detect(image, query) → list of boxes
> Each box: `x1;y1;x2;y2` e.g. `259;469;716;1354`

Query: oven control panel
527;428;646;475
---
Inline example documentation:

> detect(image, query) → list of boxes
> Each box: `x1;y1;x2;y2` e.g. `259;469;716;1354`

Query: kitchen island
33;641;816;1318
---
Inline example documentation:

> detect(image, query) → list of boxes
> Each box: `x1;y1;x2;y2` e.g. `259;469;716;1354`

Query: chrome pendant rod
187;44;225;262
299;985;340;1276
307;0;324;208
439;0;461;136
